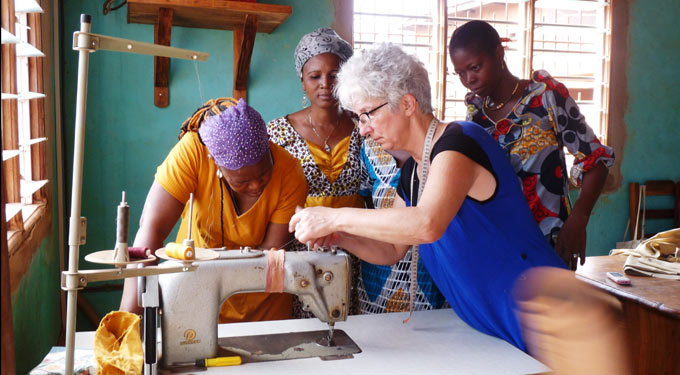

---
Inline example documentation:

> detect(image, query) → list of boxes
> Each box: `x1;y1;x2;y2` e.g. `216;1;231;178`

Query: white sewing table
75;308;549;374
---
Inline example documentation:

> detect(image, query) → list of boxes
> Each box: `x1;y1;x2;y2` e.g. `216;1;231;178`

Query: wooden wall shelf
127;0;292;106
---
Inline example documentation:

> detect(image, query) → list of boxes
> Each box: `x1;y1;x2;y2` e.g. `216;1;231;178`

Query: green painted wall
12;236;62;375
60;0;336;329
13;0;679;372
585;0;680;255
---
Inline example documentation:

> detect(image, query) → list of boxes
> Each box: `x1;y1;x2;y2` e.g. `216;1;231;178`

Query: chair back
628;180;680;239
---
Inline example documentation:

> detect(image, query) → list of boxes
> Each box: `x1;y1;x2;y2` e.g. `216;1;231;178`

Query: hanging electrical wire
103;0;127;15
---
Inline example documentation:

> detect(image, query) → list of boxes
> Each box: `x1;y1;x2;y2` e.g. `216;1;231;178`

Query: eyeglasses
353;102;389;127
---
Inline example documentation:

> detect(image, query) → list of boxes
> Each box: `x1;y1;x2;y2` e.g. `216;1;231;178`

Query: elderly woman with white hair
289;43;569;351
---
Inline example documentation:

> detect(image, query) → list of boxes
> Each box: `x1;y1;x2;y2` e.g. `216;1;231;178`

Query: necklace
484;79;520;111
308;107;339;153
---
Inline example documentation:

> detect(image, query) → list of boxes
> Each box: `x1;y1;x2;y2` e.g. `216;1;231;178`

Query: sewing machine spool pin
182;193;195;250
112;191;130;264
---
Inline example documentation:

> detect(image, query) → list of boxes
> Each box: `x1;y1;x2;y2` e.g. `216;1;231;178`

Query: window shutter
3;0;46;224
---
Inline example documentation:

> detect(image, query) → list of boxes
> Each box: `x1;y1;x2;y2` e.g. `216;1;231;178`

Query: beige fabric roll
611;228;680;278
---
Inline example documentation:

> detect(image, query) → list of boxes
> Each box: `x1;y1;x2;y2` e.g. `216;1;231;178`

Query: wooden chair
628;180;680;239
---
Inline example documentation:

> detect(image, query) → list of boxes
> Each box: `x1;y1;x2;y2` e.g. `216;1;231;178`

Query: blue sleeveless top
399;122;567;351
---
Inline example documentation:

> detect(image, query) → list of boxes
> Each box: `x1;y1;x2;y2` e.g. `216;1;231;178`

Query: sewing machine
155;248;353;368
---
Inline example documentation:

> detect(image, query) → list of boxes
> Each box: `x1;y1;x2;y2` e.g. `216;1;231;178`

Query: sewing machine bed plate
216;329;360;362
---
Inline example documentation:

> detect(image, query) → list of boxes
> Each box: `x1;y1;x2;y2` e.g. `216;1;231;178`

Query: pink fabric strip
265;250;285;293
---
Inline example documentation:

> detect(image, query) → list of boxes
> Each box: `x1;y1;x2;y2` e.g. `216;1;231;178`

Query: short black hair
449;20;501;57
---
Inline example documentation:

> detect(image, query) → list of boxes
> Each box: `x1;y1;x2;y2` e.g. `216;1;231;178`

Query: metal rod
72;31;209;61
64;14;92;375
187;193;194;240
62;14;208;375
68;264;197;286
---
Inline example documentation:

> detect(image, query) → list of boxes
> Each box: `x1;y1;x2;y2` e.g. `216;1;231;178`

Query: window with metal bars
353;0;611;142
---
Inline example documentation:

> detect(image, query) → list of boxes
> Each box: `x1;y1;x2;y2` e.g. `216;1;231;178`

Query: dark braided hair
178;97;239;142
449;20;502;58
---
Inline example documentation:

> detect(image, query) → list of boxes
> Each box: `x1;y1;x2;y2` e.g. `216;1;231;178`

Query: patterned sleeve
464;92;478;121
266;117;287;147
359;142;373;198
536;71;615;186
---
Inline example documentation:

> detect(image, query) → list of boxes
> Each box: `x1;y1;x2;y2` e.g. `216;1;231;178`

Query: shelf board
127;0;292;34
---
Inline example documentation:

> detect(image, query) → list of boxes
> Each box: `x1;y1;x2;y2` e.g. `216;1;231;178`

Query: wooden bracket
154;7;173;108
233;14;258;101
128;0;292;106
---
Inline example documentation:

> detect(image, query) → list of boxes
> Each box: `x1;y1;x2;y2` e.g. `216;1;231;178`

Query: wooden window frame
1;0;52;288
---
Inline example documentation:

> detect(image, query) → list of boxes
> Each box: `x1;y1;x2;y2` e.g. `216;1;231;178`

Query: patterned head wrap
198;98;270;170
294;28;353;79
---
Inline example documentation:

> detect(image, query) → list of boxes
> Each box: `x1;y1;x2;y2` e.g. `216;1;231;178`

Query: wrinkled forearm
333;206;442;246
334;231;409;265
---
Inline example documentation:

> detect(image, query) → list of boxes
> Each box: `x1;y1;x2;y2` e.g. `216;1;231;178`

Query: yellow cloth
155;132;308;322
305;136;364;208
94;311;143;375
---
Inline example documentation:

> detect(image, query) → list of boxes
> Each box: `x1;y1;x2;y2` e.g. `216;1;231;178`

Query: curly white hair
335;42;432;114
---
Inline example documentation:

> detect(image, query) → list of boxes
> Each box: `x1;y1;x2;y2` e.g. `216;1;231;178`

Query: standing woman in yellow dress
267;28;363;313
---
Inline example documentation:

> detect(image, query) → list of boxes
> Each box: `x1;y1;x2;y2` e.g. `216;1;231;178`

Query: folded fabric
623;255;680;280
610;228;679;279
94;311;143;375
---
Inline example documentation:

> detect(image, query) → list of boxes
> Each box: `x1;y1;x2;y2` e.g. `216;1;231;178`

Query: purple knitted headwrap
198;98;269;170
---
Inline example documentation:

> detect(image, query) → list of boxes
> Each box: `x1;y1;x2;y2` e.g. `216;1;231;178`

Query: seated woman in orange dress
120;98;308;322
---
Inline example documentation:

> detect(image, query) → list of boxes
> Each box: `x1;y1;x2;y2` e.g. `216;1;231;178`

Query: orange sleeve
154;132;203;204
269;145;308;224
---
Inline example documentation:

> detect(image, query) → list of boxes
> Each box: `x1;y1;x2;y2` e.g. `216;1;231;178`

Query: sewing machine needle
328;322;335;341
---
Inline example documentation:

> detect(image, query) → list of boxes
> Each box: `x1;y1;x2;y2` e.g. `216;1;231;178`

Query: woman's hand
555;212;588;270
289;206;338;245
309;233;342;250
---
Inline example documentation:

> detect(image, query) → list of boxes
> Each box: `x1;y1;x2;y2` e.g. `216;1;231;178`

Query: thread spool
112;191;130;263
165;242;195;260
116;192;129;244
128;247;150;259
